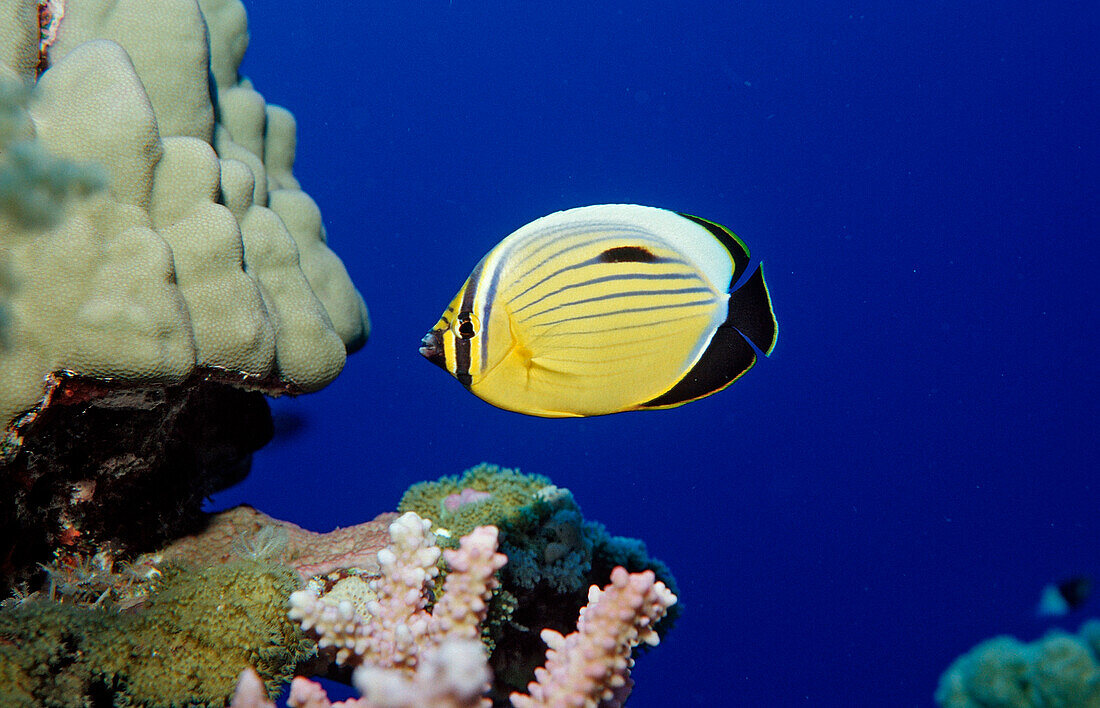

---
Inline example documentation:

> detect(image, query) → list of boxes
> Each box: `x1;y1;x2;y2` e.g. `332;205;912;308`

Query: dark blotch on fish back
599;246;658;263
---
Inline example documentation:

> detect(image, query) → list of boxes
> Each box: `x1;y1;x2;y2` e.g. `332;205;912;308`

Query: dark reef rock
0;373;274;594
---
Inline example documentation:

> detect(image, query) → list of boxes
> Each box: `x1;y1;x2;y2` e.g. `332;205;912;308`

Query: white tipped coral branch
288;511;504;673
271;513;677;708
509;566;677;708
352;639;492;708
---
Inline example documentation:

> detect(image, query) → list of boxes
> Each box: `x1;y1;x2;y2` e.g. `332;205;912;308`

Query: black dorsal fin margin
677;212;752;284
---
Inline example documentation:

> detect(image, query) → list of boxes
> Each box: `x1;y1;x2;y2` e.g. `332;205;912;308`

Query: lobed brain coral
0;0;369;430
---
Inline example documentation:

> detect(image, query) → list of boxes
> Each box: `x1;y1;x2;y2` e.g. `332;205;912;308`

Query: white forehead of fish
488;204;735;296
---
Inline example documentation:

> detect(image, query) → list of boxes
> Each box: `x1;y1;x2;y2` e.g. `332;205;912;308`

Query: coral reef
244;512;676;708
510;566;675;708
0;556;311;707
0;0;369;589
155;504;397;582
0;466;678;706
399;463;679;694
936;620;1100;707
0;3;682;705
0;375;273;593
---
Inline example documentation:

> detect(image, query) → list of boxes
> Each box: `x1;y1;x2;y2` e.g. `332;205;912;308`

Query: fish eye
455;312;479;339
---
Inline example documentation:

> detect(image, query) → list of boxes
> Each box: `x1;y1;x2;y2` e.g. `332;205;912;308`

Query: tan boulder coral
0;0;369;432
0;0;369;592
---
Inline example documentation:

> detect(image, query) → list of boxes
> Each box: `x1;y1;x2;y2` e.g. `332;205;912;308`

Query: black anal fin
729;264;777;356
640;326;758;409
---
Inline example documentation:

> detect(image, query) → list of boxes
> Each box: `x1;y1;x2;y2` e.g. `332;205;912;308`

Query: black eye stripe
456;312;478;339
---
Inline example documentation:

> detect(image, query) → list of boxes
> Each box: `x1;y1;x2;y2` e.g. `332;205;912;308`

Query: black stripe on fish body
509;256;695;314
455;262;485;388
518;286;715;323
529;297;718;329
677;212;752;284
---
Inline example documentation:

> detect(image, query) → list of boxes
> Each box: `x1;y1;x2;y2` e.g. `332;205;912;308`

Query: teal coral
399;463;595;594
0;558;311;707
936;620;1100;707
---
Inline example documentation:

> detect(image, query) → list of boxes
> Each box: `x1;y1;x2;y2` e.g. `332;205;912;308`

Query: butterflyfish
419;204;777;417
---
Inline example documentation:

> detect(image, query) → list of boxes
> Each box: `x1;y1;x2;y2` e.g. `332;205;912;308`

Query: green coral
399;463;554;544
936;620;1100;707
400;463;677;599
0;557;311;707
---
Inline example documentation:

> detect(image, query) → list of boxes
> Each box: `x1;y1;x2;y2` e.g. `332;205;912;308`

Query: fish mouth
419;330;446;369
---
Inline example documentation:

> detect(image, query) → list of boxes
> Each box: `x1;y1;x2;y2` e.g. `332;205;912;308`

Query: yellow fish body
420;204;777;417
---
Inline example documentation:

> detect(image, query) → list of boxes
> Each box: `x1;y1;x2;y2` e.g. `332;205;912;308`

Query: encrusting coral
0;556;312;707
232;512;677;708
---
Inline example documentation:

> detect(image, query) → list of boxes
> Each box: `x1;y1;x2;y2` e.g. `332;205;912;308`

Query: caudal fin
729;264;777;355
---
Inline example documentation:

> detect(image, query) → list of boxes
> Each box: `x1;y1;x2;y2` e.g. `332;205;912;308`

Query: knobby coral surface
0;0;369;431
937;620;1100;707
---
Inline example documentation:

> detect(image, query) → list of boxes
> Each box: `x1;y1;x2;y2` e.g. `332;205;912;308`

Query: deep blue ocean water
211;1;1098;705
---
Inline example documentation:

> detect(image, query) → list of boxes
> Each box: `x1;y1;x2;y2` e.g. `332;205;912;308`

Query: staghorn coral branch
430;524;507;644
268;514;676;708
509;566;677;708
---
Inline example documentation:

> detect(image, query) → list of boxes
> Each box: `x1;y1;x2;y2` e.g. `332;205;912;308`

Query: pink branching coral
287;512;503;705
231;511;677;708
511;566;676;708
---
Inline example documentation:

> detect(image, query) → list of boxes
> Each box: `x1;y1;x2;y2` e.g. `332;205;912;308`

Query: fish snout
419;330;446;369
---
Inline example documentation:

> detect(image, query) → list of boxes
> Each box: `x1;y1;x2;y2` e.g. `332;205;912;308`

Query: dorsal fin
677;212;751;284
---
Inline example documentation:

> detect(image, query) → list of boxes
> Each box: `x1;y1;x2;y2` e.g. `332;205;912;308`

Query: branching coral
238;512;677;708
289;512;504;704
398;464;680;696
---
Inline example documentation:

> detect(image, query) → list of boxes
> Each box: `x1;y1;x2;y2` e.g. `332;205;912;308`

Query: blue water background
212;1;1098;704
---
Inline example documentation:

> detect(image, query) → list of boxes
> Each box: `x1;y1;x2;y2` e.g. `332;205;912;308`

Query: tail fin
729;264;777;355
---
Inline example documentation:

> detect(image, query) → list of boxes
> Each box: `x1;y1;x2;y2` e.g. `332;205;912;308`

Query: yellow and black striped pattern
420;204;776;417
